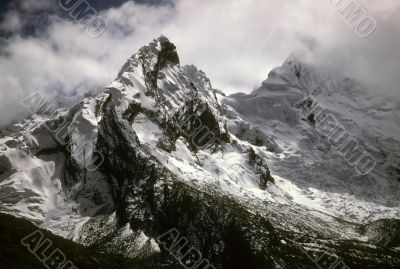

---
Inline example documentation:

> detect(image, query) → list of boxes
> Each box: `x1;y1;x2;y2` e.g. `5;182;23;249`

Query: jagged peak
117;35;179;79
154;34;171;46
139;35;180;66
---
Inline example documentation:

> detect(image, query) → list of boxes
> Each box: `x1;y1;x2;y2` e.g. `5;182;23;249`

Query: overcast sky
0;0;399;126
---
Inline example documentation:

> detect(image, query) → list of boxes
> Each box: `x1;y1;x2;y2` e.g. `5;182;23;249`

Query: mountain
0;36;399;269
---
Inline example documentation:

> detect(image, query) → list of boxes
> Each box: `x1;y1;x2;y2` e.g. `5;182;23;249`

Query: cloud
0;0;399;126
0;11;22;32
19;0;53;11
299;0;400;94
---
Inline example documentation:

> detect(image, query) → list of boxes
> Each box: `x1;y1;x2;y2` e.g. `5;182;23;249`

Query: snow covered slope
0;36;399;269
227;56;400;222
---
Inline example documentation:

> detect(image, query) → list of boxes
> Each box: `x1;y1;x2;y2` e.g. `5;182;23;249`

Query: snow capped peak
1;36;399;269
118;35;179;75
141;35;180;66
228;53;400;223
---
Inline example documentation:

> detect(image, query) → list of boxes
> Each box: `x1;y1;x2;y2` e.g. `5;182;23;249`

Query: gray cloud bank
0;0;399;126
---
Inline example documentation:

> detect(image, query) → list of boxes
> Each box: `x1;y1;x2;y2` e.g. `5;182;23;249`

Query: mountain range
0;36;399;269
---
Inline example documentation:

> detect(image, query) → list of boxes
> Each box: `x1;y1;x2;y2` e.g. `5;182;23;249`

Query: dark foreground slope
0;213;179;269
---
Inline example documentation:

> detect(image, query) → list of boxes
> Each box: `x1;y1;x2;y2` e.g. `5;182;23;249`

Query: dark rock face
157;37;180;68
248;147;275;189
91;103;400;269
153;183;277;269
139;37;180;97
93;106;276;268
97;107;161;227
0;154;11;176
169;99;230;151
362;219;400;249
0;155;16;184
